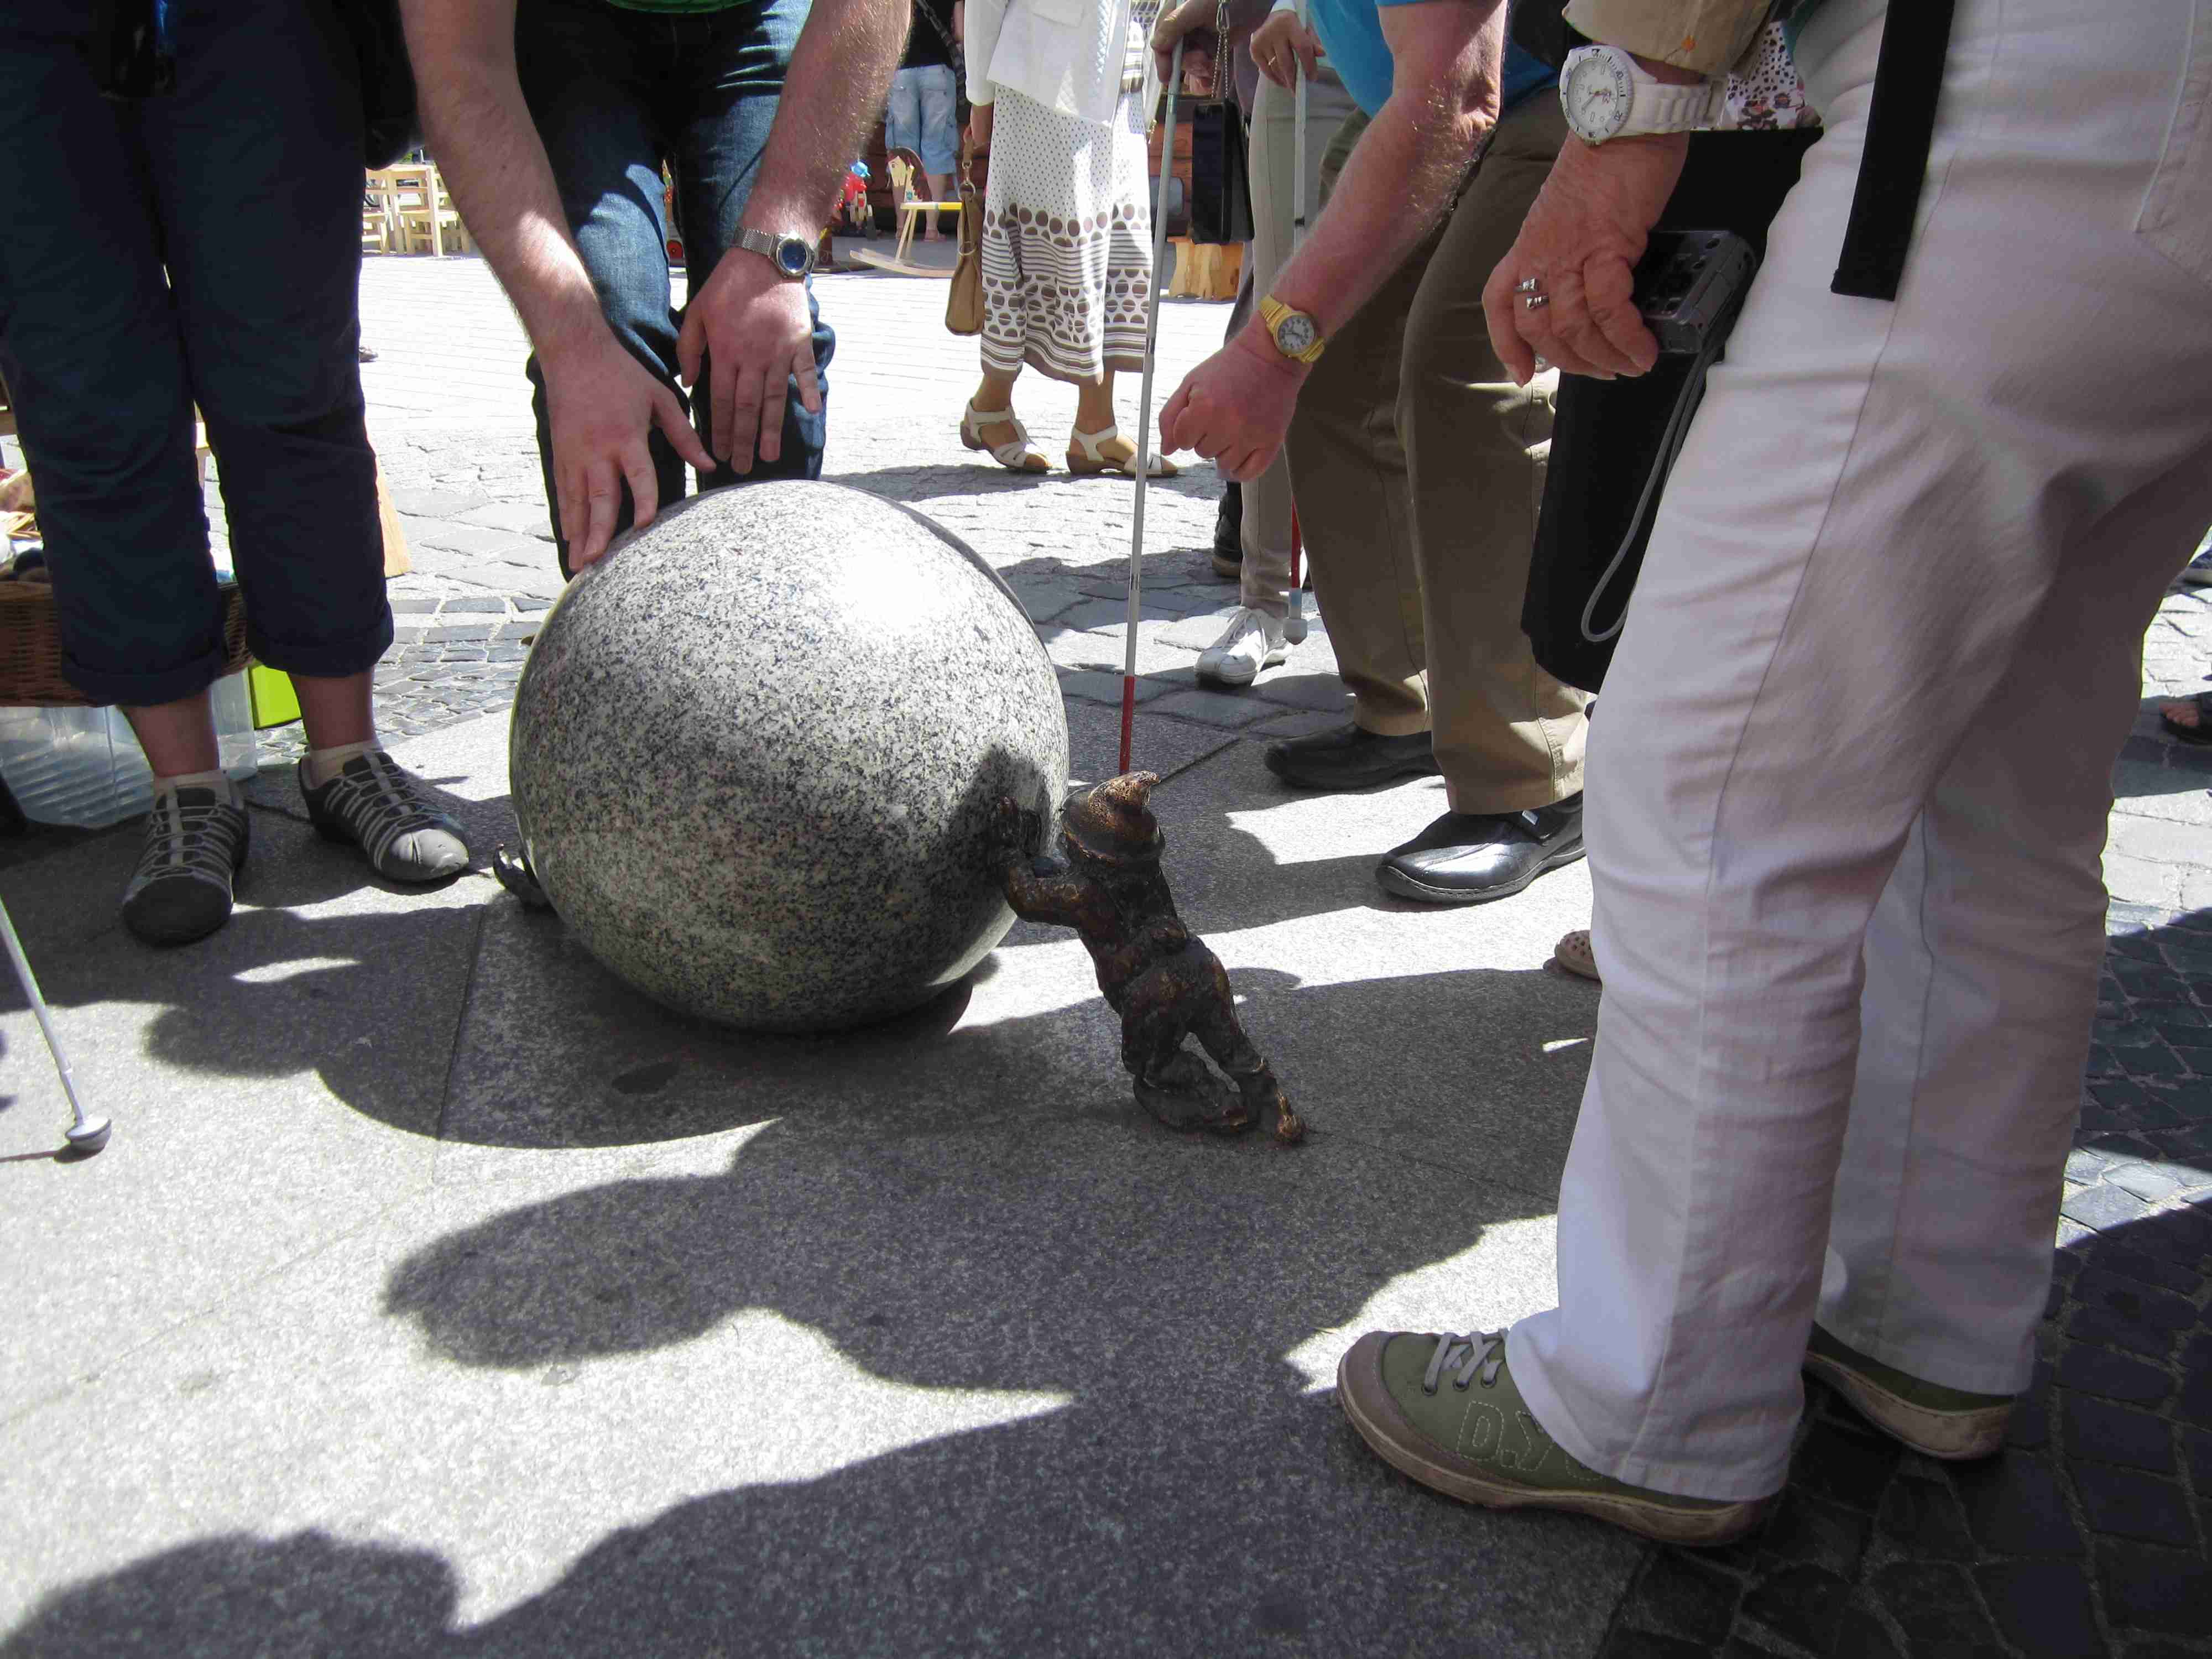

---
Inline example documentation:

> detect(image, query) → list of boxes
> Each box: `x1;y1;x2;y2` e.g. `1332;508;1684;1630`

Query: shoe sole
1375;841;1586;906
1803;1352;2010;1460
1265;753;1441;792
1336;1350;1768;1547
1210;552;1243;580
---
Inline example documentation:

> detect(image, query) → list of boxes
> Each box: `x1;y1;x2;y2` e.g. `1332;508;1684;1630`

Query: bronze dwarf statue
988;771;1303;1145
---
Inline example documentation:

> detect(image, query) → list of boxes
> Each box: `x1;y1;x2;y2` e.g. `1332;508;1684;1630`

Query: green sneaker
1336;1330;1772;1546
1803;1324;2012;1460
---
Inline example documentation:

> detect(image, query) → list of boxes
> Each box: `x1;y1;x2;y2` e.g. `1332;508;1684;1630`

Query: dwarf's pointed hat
1061;771;1164;865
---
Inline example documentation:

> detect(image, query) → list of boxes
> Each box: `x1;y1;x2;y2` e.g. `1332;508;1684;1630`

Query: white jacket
966;0;1137;126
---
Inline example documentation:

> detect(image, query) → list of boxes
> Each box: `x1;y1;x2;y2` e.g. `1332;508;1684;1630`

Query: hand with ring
1249;9;1321;88
1481;131;1691;384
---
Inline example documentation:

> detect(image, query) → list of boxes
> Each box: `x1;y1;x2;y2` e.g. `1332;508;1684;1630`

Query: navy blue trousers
0;0;388;707
517;0;834;577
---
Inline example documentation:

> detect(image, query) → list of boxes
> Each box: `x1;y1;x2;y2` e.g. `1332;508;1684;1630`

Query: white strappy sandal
1066;424;1178;478
961;400;1050;473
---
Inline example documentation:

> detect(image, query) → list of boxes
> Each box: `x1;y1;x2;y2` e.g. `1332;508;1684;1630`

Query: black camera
1632;229;1757;356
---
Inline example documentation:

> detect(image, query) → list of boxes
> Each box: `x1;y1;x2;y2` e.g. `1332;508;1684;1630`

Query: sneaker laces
131;787;238;891
322;750;451;866
1423;1329;1507;1394
1208;608;1278;657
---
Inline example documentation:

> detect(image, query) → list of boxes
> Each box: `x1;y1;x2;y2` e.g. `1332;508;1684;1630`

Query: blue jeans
886;64;959;177
517;0;833;577
0;0;387;706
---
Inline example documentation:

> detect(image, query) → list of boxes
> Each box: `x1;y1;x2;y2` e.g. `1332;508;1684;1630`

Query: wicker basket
0;580;251;709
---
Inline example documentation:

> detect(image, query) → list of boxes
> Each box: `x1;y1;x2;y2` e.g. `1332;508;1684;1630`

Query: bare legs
125;669;374;780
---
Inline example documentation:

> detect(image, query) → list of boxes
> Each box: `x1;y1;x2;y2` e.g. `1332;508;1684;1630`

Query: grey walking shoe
1337;1328;1773;1546
1803;1324;2013;1460
300;748;469;882
121;781;250;946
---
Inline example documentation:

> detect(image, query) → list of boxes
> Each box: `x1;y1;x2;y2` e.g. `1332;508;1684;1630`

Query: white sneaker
1196;607;1289;687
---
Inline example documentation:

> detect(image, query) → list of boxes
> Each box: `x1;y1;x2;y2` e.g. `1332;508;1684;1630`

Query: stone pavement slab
0;707;1640;1659
0;793;484;1411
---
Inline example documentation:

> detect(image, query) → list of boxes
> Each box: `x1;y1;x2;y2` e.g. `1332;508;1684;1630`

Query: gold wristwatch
1258;295;1326;364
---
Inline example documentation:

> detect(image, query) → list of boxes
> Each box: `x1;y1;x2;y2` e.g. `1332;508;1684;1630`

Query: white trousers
1509;0;2212;1499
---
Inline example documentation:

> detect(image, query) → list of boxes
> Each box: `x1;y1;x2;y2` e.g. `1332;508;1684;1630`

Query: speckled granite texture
509;482;1069;1032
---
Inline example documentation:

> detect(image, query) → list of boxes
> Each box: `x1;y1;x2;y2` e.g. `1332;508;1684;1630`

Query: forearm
740;0;909;232
1562;0;1770;76
400;1;608;364
1267;10;1505;336
994;858;1088;925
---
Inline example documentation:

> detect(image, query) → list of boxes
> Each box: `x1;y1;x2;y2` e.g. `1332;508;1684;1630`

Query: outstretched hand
676;246;822;476
1158;328;1307;483
541;331;715;568
1481;133;1688;385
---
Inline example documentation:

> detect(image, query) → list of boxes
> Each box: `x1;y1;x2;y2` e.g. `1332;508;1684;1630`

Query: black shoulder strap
914;0;961;61
1831;0;1956;299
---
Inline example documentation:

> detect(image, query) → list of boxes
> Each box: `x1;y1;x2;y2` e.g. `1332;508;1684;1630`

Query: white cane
0;893;110;1154
1285;0;1310;645
1121;36;1186;775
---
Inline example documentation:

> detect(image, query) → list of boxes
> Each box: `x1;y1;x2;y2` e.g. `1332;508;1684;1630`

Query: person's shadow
2;959;1623;1658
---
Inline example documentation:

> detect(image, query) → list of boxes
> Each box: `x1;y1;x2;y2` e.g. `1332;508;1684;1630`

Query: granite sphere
509;481;1068;1032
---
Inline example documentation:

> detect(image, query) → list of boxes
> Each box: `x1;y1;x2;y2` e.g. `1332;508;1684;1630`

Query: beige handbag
945;139;984;336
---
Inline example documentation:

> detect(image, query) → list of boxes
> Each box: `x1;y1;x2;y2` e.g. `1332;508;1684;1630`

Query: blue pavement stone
1976;1561;2102;1659
2074;1463;2196;1546
2057;1344;2173;1406
2064;1393;2177;1474
2109;1566;2212;1655
2107;1161;2188;1202
2062;1182;2153;1232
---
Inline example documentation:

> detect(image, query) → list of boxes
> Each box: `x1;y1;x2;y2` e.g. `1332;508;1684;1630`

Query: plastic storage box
0;670;258;828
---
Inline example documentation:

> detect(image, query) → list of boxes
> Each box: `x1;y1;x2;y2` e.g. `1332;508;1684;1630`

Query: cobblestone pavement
337;257;2212;1655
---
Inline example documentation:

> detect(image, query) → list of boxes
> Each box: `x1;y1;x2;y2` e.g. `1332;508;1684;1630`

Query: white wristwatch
1559;44;1721;144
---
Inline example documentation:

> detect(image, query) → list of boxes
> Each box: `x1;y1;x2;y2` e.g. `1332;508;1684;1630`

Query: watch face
774;236;812;278
1274;312;1318;358
1562;48;1635;142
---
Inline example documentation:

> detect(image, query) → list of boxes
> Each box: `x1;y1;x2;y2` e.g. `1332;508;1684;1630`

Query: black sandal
2159;691;2212;746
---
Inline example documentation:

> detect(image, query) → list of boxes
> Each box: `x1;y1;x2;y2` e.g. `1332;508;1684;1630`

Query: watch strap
1258;294;1326;363
1623;76;1720;136
737;226;815;277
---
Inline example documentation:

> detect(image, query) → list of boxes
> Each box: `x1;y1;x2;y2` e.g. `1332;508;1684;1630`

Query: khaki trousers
1286;95;1588;812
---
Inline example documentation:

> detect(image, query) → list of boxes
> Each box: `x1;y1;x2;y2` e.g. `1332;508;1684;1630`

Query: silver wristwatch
1559;45;1722;145
736;226;818;280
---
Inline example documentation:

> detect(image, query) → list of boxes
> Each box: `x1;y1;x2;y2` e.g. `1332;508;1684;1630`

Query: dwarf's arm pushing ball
987;773;1304;1145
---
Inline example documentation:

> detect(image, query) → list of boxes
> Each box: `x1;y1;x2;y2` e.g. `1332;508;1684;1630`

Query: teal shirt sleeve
1312;0;1557;119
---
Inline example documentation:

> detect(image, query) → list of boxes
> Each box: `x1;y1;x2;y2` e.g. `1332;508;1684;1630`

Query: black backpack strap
1830;0;1956;299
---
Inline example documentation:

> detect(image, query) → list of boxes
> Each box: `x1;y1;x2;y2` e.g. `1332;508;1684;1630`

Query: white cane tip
65;1118;111;1154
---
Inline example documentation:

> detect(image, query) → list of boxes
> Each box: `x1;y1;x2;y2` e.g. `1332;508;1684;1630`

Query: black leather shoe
1211;480;1243;579
1265;722;1438;791
1375;795;1584;904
